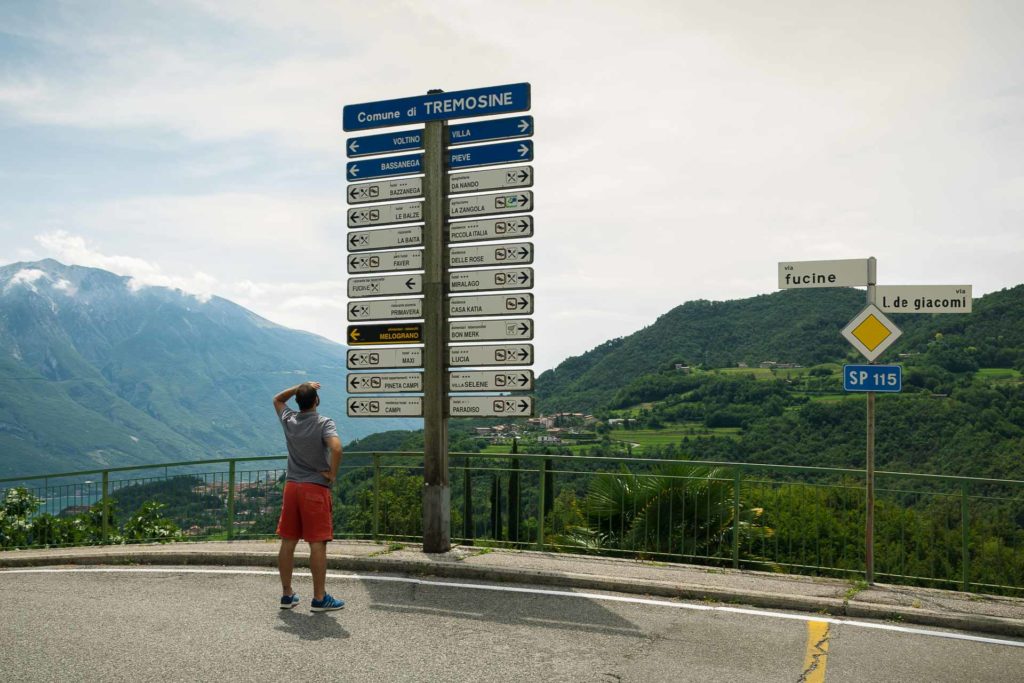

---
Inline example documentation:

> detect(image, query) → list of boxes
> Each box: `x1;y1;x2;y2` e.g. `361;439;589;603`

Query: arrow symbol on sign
517;248;529;259
517;374;529;386
517;194;528;205
405;278;415;290
349;186;359;199
348;140;359;154
349;376;361;389
518;400;529;412
350;304;364;317
349;328;361;342
518;119;530;133
348;165;360;177
517;322;530;335
517;348;529;361
517;297;529;308
517;272;530;284
516;170;529;182
517;144;529;157
516;219;529;230
350;256;360;268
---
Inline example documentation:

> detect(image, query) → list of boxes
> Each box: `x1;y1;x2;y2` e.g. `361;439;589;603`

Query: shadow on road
362;579;644;638
276;610;351;641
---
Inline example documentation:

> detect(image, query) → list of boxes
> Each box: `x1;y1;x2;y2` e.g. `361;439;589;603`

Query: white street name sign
447;191;533;219
347;372;423;394
778;259;869;289
447;166;533;195
449;268;533;293
449;318;533;342
347;348;423;370
448;293;533;318
347;397;423;417
348;249;423;274
447;216;533;243
841;304;903;362
347;201;423;228
449;370;534;392
348;274;422;298
347;178;423;205
347;225;422;252
448;242;533;268
875;285;973;314
348;298;423;322
448;344;533;367
449;396;533;418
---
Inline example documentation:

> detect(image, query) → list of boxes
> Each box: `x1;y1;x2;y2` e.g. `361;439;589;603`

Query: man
273;381;345;612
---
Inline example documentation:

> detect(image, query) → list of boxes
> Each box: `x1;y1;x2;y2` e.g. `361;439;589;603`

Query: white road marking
3;566;1022;649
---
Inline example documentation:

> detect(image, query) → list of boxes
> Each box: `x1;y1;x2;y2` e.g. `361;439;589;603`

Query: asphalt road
1;567;1021;682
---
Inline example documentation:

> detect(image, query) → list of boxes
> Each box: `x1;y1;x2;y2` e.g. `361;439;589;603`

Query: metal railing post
537;459;546;551
101;470;110;543
227;460;236;541
961;480;970;592
733;466;742;569
373;454;381;541
462;456;473;544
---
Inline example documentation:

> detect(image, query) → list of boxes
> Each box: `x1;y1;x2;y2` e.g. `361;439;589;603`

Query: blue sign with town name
843;365;902;392
346;115;535;158
449;116;533;147
343;83;531;132
449;140;533;170
347;140;536;180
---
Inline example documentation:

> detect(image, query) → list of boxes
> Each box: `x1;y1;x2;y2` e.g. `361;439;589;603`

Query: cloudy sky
1;1;1021;371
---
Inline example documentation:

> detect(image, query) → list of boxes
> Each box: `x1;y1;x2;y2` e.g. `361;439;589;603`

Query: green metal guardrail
2;452;1022;595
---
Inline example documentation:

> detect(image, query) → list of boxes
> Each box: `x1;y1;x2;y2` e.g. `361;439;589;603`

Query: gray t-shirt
278;407;339;487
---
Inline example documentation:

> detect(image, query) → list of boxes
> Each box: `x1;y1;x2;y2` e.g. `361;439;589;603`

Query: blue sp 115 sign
843;365;902;393
343;83;531;131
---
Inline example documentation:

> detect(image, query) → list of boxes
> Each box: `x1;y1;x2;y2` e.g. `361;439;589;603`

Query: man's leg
309;541;327;601
278;537;299;596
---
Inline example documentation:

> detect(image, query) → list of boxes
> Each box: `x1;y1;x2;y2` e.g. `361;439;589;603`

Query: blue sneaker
310;594;345;612
279;593;299;610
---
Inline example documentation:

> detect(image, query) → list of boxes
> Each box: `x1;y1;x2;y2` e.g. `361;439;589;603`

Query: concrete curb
2;549;1023;639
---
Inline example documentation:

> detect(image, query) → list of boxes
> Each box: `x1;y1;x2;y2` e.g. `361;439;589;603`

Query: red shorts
276;481;334;542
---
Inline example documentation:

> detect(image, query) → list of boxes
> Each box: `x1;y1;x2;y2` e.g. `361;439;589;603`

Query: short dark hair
295;383;319;411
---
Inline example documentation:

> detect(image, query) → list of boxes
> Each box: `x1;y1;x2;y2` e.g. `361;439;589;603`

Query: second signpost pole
865;255;877;584
422;111;450;553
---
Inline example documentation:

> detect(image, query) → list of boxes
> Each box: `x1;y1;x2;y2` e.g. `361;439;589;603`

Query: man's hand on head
309;381;321;391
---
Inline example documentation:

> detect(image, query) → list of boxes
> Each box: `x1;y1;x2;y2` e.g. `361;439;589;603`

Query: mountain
537;285;1024;412
0;259;414;478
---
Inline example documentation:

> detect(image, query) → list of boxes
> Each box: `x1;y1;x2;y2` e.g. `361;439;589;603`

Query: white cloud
6;268;48;292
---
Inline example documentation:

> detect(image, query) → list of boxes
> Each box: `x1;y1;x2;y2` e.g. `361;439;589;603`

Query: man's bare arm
273;381;320;414
321;436;343;483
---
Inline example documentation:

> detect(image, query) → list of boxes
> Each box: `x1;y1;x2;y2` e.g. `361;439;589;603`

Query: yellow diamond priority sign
841;304;902;362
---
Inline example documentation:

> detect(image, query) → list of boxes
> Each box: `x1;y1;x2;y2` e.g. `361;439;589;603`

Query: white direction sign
449;370;534;392
448;191;533;219
449;344;533;367
348;397;423;418
448;242;533;268
778;259;869;289
447;166;533;195
347;348;423;370
348;298;423;322
876;285;973;314
447;216;533;244
348;274;422;298
841;304;903;362
347;178;423;205
449;318;533;342
448;293;533;318
347;372;423;394
348;249;423;274
449;396;533;418
449;268;532;293
347;201;423;228
347;225;422;252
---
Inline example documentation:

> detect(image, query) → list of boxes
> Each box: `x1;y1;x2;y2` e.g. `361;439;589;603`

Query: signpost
343;83;535;553
348;298;423;322
347;226;422;252
447;217;533;243
449;396;533;418
348;372;423;394
778;255;972;586
843;365;902;392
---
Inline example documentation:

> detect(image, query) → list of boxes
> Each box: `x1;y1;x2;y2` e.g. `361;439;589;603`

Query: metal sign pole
422;109;450;553
865;256;877;584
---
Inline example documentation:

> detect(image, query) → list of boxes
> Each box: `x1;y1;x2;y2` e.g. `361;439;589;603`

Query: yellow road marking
800;620;830;682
